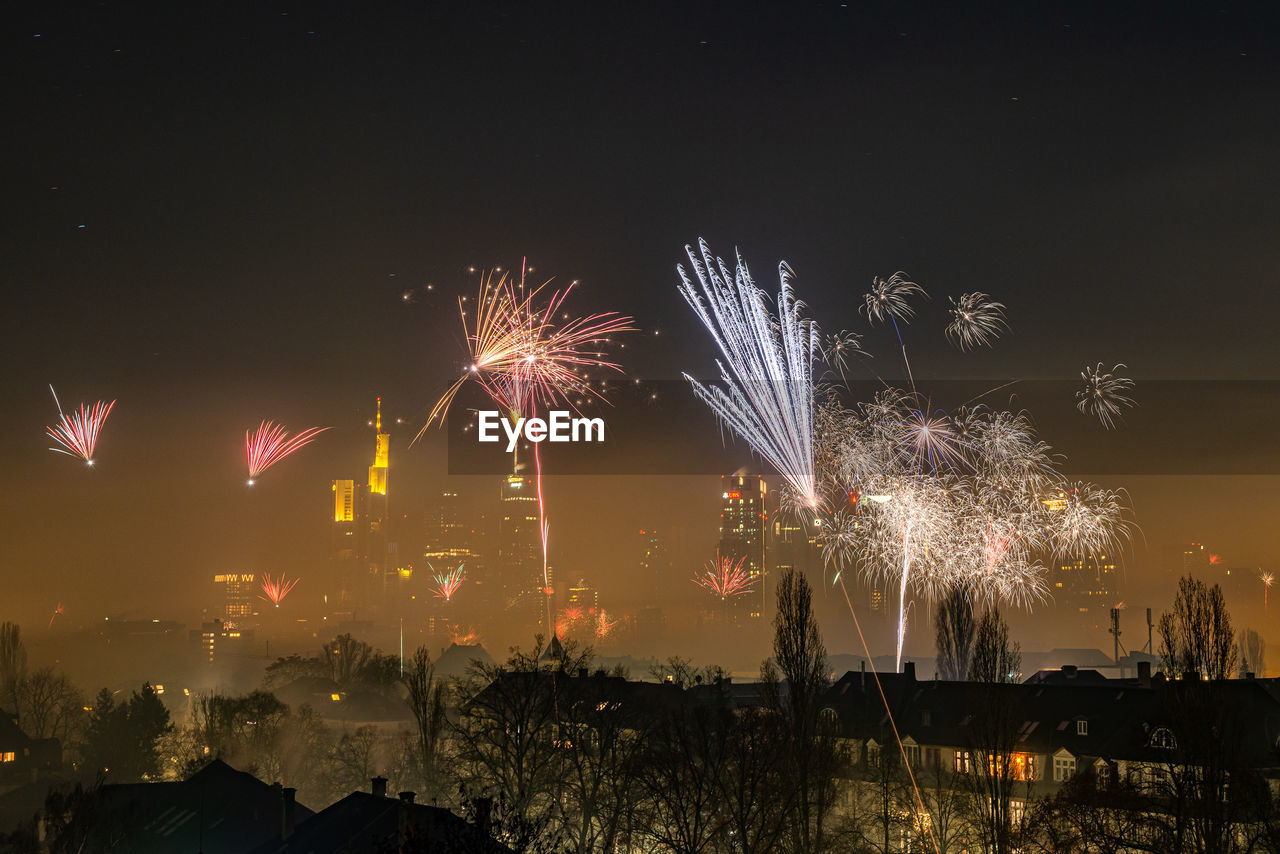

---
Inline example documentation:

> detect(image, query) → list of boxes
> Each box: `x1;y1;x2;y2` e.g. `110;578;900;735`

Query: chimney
398;791;416;804
860;660;866;690
578;667;588;679
281;787;297;840
904;661;916;682
1137;660;1151;688
1061;665;1078;678
371;776;388;798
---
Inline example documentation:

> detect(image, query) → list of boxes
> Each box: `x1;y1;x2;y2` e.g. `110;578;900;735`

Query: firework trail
945;292;1007;350
677;239;822;509
1262;570;1273;611
245;421;329;485
258;572;300;607
47;386;115;466
1076;362;1135;429
48;602;64;629
693;550;756;600
429;564;466;602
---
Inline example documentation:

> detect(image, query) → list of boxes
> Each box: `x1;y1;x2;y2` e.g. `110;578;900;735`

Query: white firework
946;292;1007;351
678;239;822;508
862;271;927;325
1076;362;1135;429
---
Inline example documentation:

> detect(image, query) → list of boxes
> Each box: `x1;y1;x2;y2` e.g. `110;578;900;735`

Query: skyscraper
718;474;767;620
214;572;255;621
327;399;391;615
499;474;544;626
425;490;485;605
1054;553;1118;631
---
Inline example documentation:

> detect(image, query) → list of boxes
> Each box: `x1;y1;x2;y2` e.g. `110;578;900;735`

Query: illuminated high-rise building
1054;553;1118;631
425;490;486;604
214;572;255;620
499;474;545;626
327;399;391;613
718;474;767;620
1182;542;1210;575
638;528;672;593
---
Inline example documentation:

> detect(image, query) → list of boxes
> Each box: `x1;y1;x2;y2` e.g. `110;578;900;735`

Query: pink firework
693;551;756;600
258;572;300;607
430;564;465;602
47;386;115;466
245;421;329;485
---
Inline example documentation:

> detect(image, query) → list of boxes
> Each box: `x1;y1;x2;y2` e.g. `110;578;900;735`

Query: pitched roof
250;792;511;854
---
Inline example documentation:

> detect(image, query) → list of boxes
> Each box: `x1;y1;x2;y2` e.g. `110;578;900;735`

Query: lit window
0;752;14;763
954;750;972;774
1076;719;1088;736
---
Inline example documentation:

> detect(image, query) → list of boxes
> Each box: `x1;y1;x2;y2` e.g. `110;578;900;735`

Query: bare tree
0;622;27;712
15;666;84;742
1158;575;1237;679
402;646;449;801
635;702;728;854
969;606;1021;683
763;567;841;854
935;588;977;681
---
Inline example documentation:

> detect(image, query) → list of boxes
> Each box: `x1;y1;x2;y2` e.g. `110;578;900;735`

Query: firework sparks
430;564;466;602
245;421;329;485
595;609;617;640
862;271;926;325
48;602;64;629
1076;362;1135;429
945;292;1007;350
1262;570;1274;611
821;329;864;382
46;386;115;466
693;550;756;600
258;572;300;607
419;270;634;433
678;239;822;508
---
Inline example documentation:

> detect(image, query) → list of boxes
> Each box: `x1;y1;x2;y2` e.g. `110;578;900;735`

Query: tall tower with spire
369;396;389;496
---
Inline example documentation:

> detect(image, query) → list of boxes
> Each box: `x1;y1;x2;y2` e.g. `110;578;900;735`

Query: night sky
4;2;1279;652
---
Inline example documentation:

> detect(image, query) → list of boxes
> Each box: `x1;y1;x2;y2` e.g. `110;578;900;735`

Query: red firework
47;386;115;466
693;551;756;600
259;572;300;607
245;421;329;485
430;564;466;602
48;602;64;629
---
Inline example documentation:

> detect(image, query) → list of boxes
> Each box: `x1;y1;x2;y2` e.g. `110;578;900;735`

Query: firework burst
429;564;466;602
821;329;864;383
245;421;329;485
48;602;64;629
693;550;756;600
1076;362;1135;429
945;292;1007;350
258;572;300;607
46;386;115;466
1262;570;1274;611
678;239;822;508
862;271;927;325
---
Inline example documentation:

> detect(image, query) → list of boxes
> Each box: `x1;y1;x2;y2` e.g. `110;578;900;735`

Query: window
954;750;972;774
0;752;13;763
1095;761;1112;789
1054;756;1076;781
819;707;841;735
925;747;941;768
1149;727;1177;750
905;744;921;767
921;710;932;727
1076;719;1088;736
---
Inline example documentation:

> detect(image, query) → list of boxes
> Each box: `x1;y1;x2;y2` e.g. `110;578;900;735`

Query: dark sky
4;2;1280;650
